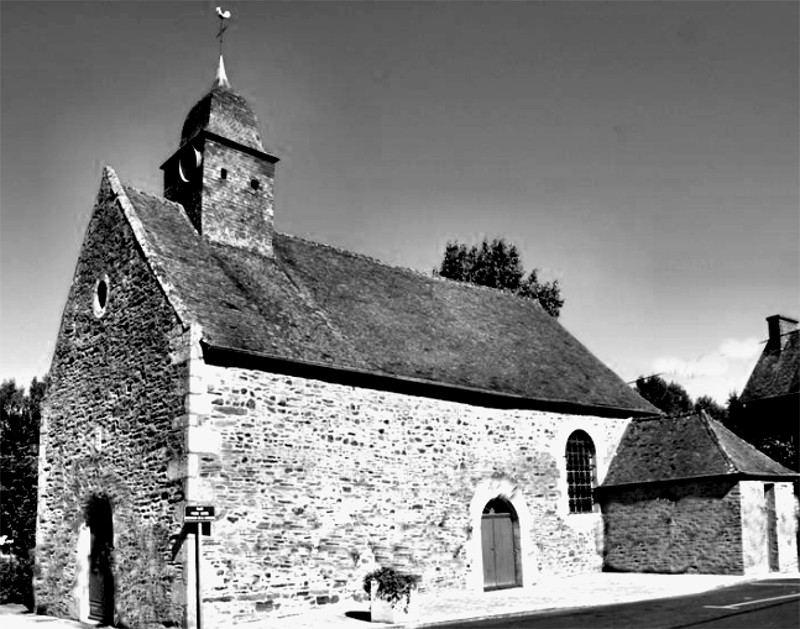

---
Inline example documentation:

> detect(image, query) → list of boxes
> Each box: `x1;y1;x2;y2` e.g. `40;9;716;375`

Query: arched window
566;430;596;514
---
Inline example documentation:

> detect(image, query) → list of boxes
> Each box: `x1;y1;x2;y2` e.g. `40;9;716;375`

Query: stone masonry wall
35;173;190;628
188;363;632;624
600;480;744;574
201;139;275;257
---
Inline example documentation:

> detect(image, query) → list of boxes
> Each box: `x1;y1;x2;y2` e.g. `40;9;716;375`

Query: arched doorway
481;497;521;590
86;495;114;624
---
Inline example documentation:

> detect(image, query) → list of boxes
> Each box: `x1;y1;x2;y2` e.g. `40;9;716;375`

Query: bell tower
160;56;279;257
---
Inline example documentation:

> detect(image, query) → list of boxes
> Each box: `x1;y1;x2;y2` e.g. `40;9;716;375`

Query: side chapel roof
601;410;797;487
103;168;658;416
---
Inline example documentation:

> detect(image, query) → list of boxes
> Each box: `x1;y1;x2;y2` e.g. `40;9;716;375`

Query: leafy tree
634;375;693;416
725;393;798;471
694;395;729;424
0;377;46;608
436;238;564;317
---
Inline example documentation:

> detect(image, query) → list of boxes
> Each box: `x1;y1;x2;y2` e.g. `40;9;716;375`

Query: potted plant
363;566;421;623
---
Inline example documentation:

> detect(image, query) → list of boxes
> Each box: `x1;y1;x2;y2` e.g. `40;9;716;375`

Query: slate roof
181;84;264;152
104;168;657;415
601;411;797;487
739;329;799;404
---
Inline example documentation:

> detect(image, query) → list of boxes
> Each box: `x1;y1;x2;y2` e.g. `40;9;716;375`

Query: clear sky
1;1;798;403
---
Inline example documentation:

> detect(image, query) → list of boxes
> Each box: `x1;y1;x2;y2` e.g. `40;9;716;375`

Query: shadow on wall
599;480;742;575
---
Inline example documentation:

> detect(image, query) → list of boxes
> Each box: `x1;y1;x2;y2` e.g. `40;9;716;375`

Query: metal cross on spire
215;6;231;55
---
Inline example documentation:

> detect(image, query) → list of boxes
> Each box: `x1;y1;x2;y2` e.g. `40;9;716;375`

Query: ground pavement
1;572;796;628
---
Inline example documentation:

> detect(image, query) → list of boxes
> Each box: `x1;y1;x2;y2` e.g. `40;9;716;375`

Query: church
34;56;798;628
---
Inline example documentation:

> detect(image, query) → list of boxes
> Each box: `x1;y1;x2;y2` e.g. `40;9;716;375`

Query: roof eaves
201;340;658;417
599;468;799;491
104;166;194;328
739;391;800;405
598;472;745;490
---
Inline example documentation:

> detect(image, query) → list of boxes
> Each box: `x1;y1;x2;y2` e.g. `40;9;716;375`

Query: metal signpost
185;505;215;629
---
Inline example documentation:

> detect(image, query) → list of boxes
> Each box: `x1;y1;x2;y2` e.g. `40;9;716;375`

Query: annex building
35;57;799;628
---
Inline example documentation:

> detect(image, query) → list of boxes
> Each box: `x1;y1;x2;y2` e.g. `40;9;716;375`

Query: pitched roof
105;167;658;415
601;411;797;487
739;329;799;403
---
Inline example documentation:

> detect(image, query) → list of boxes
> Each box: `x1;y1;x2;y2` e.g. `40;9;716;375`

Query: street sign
184;505;215;523
183;504;214;629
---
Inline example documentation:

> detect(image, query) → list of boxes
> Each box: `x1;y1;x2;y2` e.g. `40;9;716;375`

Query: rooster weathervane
216;7;231;54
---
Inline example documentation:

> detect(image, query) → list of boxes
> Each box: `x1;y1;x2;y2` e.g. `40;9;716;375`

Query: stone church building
35;58;798;628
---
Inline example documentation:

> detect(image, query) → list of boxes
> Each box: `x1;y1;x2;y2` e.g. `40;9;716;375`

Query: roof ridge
277;231;406;272
276;231;552;304
697;410;738;474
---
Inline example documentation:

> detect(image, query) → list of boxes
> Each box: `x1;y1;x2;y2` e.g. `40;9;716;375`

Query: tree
436;238;564;317
694;395;729;424
634;375;693;416
0;376;46;608
725;392;798;471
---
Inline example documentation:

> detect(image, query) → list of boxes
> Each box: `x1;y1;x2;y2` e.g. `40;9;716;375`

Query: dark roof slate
110;168;658;415
739;330;799;403
181;86;264;151
602;411;797;487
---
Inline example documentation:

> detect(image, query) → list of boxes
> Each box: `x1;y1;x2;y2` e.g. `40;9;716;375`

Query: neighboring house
599;411;798;575
736;314;799;471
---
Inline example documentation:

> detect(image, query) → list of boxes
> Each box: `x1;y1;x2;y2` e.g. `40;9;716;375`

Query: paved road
441;578;800;628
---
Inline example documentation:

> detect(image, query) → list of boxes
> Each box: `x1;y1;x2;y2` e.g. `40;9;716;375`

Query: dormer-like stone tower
161;56;279;257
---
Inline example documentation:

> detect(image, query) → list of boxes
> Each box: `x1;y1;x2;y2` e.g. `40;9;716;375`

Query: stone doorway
86;495;115;624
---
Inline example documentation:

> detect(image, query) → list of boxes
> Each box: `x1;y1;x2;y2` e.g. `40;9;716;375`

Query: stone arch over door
467;478;535;591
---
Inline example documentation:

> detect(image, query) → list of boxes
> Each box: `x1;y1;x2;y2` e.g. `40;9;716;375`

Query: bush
0;553;33;608
363;567;420;606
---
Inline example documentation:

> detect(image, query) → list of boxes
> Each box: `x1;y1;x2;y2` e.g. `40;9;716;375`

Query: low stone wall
189;363;631;624
600;480;744;574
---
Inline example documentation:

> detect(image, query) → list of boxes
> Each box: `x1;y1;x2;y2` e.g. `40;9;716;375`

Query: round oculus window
93;275;110;318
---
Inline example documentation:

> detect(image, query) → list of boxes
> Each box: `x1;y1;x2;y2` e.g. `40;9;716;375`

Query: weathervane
216;6;231;55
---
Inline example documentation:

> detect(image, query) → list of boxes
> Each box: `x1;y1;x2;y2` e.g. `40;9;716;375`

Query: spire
215;54;231;89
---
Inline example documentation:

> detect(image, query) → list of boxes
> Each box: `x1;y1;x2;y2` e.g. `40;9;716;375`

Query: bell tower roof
180;55;264;151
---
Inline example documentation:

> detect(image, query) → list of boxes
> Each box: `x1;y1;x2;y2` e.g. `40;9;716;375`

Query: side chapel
35;57;798;628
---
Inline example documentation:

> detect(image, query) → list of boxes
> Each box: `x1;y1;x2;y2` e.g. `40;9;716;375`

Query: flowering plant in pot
363;566;421;623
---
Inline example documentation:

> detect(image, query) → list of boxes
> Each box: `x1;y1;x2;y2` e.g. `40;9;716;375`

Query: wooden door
89;532;108;621
87;496;114;624
481;513;518;590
